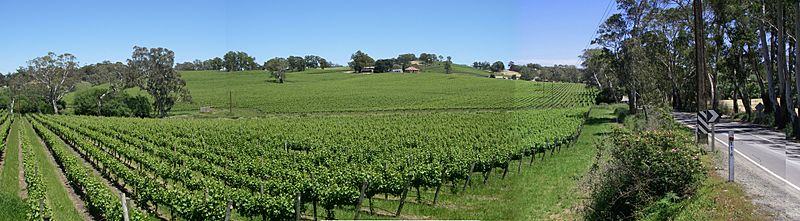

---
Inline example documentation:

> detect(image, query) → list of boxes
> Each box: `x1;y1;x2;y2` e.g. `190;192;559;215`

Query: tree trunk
629;86;637;114
760;1;779;117
98;92;108;115
733;88;740;114
694;0;708;145
738;51;753;116
51;98;59;115
712;25;724;111
604;72;618;102
593;73;603;89
158;101;167;118
777;2;800;136
750;43;771;111
742;86;753;116
795;0;800;129
773;33;788;128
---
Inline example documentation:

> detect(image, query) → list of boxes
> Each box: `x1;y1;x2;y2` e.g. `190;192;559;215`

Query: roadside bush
716;103;732;116
583;129;705;220
613;106;629;123
754;112;774;126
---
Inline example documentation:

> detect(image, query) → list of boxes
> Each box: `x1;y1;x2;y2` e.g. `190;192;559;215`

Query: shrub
613;106;629;123
74;88;151;117
595;87;618;104
15;96;61;114
73;88;104;116
124;95;151;118
584;129;705;220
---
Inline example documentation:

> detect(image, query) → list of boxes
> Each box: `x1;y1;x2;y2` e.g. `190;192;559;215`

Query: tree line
472;60;584;82
3;46;190;118
582;0;800;138
175;52;335;73
348;51;453;74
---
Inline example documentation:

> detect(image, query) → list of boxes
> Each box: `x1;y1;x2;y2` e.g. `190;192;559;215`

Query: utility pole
694;0;708;144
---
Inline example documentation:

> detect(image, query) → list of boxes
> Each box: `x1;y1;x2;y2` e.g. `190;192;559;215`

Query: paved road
674;112;800;219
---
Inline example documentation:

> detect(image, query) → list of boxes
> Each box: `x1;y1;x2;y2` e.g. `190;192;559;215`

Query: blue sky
0;0;615;73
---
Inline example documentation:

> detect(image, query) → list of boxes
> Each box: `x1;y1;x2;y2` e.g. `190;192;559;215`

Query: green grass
170;67;591;116
664;170;772;221
62;66;593;117
61;83;149;115
421;63;494;77
0;117;26;221
645;122;771;220
20;118;84;221
306;104;620;220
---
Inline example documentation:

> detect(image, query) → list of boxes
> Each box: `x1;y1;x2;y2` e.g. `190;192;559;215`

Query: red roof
404;67;419;71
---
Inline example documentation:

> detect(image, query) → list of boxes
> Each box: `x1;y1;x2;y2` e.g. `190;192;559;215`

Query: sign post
708;110;719;151
697;110;719;151
710;122;715;151
728;131;734;182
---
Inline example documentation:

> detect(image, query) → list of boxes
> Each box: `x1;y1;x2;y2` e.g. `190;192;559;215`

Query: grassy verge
21;118;85;220
654;125;771;220
615;109;771;220
305;104;619;220
0;117;26;220
663;164;772;221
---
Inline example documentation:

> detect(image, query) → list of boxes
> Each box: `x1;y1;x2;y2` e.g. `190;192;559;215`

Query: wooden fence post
501;161;509;180
295;192;302;221
40;198;50;221
530;146;535;165
313;199;318;221
120;193;129;221
225;200;233;221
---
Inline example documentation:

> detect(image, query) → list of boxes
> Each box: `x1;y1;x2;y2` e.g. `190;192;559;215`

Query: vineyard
170;68;595;115
3;77;600;220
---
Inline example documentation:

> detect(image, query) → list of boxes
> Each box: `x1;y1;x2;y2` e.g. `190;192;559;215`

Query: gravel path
674;113;800;220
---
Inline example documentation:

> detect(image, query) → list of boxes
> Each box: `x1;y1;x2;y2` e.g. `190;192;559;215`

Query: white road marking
712;135;800;192
674;113;800;192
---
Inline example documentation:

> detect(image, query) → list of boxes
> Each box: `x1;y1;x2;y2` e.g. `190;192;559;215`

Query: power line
576;0;615;67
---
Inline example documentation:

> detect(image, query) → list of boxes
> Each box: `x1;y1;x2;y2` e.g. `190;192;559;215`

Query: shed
404;66;420;73
360;66;375;73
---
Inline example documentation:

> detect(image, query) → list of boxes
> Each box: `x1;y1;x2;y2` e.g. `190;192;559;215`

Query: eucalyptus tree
23;52;80;114
348;50;374;73
128;46;191;118
445;56;453;74
265;57;289;83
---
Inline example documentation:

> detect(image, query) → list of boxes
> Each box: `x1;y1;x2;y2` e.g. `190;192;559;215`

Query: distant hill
420;63;493;77
63;66;593;117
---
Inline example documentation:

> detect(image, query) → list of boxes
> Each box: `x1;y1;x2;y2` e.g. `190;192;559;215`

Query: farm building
404;66;420;73
360;66;375;73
